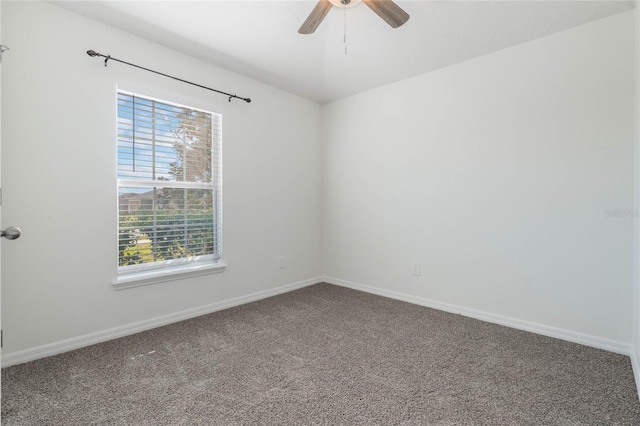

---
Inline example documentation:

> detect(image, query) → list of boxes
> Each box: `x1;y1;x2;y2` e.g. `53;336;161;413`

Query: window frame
113;87;225;290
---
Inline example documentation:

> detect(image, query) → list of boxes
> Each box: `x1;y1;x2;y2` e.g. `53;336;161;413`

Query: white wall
323;11;635;348
1;1;323;358
1;0;636;370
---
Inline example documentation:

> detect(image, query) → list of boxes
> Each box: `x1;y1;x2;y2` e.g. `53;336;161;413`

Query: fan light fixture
328;0;361;8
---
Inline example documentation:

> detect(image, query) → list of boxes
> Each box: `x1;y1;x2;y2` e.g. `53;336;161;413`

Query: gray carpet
2;283;639;425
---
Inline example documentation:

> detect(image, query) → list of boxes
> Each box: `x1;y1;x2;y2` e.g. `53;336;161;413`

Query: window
115;90;223;287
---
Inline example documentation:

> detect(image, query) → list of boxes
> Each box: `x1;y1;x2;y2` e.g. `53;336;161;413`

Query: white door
1;1;4;415
1;0;4;415
0;4;20;419
0;8;22;418
0;6;22;416
1;2;4;417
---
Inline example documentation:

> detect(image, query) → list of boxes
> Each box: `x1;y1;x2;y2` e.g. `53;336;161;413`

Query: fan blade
362;0;409;28
299;0;333;34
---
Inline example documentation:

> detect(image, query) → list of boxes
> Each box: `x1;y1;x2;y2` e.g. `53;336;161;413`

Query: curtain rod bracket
86;49;252;104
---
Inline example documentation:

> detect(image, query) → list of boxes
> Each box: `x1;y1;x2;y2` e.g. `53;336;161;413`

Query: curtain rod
86;50;251;104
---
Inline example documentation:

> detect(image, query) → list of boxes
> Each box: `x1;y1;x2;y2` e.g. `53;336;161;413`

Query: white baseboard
3;276;631;368
1;276;323;368
632;345;640;400
324;276;631;356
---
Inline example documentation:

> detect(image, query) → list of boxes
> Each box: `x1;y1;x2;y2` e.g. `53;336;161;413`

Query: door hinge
0;45;9;63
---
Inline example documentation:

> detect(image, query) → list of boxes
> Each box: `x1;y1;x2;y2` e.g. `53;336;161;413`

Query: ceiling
53;0;635;104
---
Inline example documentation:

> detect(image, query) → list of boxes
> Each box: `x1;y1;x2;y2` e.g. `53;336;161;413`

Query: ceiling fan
298;0;410;34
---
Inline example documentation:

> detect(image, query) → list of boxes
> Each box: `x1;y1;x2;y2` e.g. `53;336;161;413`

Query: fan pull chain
344;9;348;55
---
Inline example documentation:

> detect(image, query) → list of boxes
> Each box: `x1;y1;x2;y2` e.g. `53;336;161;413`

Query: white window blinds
117;91;222;274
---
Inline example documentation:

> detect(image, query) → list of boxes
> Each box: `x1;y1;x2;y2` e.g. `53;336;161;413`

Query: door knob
1;226;21;240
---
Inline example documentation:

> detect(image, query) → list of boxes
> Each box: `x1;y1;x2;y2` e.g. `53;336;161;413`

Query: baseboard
632;345;640;400
1;276;323;368
324;276;631;356
4;276;629;368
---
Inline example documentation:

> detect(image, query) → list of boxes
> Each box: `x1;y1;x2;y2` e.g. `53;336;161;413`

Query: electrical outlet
278;256;286;269
413;263;420;276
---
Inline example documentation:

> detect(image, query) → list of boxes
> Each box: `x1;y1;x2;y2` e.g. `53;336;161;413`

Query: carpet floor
2;283;639;425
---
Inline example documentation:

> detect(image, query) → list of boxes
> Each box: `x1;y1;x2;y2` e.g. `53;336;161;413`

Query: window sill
113;262;226;291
